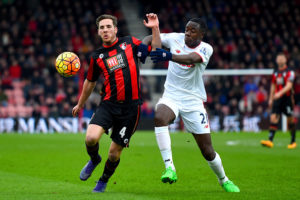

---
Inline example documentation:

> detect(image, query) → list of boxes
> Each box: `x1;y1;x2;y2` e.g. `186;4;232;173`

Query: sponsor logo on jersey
175;49;181;53
105;54;126;73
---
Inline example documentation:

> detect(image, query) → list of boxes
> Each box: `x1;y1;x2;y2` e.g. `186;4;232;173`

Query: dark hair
96;14;118;28
189;18;207;34
277;52;286;57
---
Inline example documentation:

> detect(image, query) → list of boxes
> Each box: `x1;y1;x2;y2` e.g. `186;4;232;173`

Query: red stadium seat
7;105;17;117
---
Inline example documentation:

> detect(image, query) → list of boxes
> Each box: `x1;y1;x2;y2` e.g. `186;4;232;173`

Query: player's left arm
171;52;202;64
150;46;212;65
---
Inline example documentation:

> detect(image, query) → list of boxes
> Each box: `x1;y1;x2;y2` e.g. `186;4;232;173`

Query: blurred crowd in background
0;0;300;122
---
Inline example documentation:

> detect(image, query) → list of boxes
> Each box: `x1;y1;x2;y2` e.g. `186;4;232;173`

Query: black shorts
271;96;294;116
89;101;141;147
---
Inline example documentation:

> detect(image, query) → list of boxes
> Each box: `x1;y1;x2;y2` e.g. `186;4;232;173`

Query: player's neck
278;65;287;71
103;37;118;48
186;41;201;49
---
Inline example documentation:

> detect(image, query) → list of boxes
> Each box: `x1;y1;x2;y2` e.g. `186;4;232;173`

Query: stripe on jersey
109;49;125;101
86;57;95;81
125;44;139;100
97;58;111;100
131;36;142;46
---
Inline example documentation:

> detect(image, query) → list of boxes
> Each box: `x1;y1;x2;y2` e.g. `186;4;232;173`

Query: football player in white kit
143;18;240;192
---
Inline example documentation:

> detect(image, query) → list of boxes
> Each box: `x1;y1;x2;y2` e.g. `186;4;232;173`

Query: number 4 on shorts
119;127;126;138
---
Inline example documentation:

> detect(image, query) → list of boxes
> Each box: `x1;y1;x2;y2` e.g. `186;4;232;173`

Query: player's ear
114;26;118;35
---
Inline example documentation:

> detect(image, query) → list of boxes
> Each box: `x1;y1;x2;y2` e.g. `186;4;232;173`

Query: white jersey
160;33;213;111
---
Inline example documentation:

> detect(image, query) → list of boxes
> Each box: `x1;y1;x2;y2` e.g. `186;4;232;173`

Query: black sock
268;130;276;141
100;159;120;183
289;123;296;143
268;123;277;141
86;143;101;164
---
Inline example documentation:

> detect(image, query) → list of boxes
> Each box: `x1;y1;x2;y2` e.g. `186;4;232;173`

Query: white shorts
156;97;210;134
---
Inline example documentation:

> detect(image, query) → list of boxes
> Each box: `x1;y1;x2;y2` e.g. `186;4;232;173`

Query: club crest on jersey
276;77;284;85
175;49;181;53
200;47;207;55
105;53;126;73
119;42;127;50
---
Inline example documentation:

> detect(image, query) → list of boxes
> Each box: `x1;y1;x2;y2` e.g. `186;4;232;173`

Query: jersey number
119;127;127;138
200;113;208;124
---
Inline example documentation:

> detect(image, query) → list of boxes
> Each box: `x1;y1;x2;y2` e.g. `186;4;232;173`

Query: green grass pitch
0;131;299;200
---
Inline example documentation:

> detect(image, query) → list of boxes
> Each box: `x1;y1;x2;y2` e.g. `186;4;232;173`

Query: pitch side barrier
0;115;296;133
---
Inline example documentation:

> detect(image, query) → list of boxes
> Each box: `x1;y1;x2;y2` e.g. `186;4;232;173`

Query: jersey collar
278;65;288;71
185;41;202;49
103;38;119;48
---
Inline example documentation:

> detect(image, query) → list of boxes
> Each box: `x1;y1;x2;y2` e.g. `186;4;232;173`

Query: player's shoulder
287;66;295;73
197;41;213;56
199;41;213;52
120;35;140;43
119;36;131;42
161;32;183;39
91;47;105;57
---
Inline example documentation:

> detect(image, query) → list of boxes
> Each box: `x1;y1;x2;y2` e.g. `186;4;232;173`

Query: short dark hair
96;14;118;28
189;18;207;34
277;52;286;57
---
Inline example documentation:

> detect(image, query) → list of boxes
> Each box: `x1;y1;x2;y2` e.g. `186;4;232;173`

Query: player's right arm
143;13;161;50
72;80;96;117
72;55;101;117
268;82;276;108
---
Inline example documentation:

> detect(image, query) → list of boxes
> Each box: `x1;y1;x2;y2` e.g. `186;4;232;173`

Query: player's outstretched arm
150;48;202;64
143;13;161;50
72;79;96;117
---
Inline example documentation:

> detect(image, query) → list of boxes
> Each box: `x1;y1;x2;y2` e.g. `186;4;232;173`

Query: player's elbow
142;35;152;45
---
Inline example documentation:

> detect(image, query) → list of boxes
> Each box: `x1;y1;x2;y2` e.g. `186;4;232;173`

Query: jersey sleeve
160;33;175;48
160;32;183;49
195;44;213;64
287;70;295;82
86;55;101;82
271;74;276;84
131;36;142;46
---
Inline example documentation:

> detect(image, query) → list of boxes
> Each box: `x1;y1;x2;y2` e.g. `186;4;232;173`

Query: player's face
276;55;287;68
98;19;118;45
184;21;202;48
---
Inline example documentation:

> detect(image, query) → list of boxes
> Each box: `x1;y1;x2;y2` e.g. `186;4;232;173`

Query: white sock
207;152;229;185
155;126;175;171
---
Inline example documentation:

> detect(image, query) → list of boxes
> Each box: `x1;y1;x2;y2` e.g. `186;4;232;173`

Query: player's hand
143;13;159;28
137;44;150;64
72;104;82;117
273;93;281;100
150;48;172;63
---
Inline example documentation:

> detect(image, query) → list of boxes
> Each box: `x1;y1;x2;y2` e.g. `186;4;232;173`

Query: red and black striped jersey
87;36;146;104
271;66;295;97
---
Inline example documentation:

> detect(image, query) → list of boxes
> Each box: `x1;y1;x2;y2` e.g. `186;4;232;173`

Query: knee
108;150;121;162
85;135;99;146
270;115;279;123
154;112;169;126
